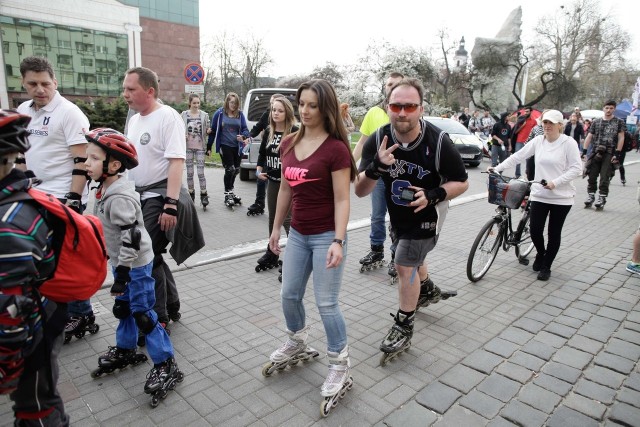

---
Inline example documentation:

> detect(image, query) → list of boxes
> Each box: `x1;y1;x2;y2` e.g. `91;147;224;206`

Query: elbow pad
121;221;141;251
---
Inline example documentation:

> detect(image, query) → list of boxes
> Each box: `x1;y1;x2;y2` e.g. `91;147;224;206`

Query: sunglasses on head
388;103;420;113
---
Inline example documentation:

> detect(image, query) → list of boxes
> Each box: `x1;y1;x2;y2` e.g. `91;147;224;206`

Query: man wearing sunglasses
355;78;469;359
352;71;404;281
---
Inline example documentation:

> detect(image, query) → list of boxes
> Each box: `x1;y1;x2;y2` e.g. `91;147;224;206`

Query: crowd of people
1;55;639;423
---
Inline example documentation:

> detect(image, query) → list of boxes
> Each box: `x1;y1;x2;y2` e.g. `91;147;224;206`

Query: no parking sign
184;63;205;84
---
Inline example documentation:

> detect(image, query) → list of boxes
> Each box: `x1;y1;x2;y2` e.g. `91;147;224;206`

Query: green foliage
75;97;129;132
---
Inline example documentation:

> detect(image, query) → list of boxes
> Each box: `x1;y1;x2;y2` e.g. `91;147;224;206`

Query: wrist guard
582;149;587;156
164;196;178;206
163;207;178;216
114;265;131;283
364;155;390;180
614;150;621;158
425;187;447;205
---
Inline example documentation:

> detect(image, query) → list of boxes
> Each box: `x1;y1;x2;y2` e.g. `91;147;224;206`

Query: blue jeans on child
281;228;348;353
114;262;173;364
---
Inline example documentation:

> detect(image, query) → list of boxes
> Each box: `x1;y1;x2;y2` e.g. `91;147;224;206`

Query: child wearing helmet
84;128;183;404
0;110;70;425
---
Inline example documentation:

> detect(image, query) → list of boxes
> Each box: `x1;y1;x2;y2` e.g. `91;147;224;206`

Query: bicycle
466;172;546;282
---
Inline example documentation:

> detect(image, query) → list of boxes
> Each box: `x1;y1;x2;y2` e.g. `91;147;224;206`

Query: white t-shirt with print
17;91;90;200
126;104;186;198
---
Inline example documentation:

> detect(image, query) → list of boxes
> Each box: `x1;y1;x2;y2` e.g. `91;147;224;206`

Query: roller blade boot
359;245;385;273
247;201;265;216
594;195;606;210
262;326;319;377
145;357;184;408
388;254;398;285
255;245;280;273
64;313;99;344
584;193;595;208
230;190;242;206
379;312;414;366
200;191;209;211
91;346;148;378
416;277;457;310
278;263;282;283
224;192;235;210
188;189;195;202
320;346;353;417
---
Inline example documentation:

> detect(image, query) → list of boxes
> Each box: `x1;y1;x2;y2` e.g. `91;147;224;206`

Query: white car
423;116;485;167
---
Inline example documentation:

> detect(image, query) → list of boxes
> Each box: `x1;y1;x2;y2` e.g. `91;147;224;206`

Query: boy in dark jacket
0;110;69;426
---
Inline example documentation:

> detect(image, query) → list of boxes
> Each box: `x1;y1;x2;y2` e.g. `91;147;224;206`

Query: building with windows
0;0;200;108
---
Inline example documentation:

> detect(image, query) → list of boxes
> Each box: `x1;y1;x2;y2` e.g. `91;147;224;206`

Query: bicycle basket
487;175;528;209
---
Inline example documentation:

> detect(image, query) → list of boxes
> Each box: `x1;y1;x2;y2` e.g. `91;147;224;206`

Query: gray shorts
394;236;439;267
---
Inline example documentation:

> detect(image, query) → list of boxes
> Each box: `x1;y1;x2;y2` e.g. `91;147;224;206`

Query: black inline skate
247;201;265;216
379;312;413;366
584;192;595;208
145;357;184;407
416;277;457;309
224;192;235;210
255;245;280;273
594;195;606;210
359;244;385;273
167;301;181;322
64;313;99;344
278;263;282;283
262;326;319;377
200;191;209;211
230;190;242;206
91;346;148;378
320;346;353;417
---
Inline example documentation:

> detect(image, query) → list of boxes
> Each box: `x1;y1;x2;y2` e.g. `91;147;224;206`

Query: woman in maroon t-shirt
266;79;358;405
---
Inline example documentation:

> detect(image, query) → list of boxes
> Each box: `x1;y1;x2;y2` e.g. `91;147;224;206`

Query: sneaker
626;262;640;275
532;254;544;272
537;268;551;281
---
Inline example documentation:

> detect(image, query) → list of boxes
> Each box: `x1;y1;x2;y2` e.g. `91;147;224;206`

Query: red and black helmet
0;109;31;156
85;128;138;169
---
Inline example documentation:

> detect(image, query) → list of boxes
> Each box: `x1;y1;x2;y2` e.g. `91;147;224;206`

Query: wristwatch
332;239;345;247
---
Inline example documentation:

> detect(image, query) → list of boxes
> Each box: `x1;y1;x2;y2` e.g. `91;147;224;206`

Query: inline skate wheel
151;395;160;408
320;398;332;417
261;362;275;377
90;368;103;378
75;331;87;339
359;265;366;273
64;334;72;344
88;324;100;334
380;352;392;367
255;265;262;273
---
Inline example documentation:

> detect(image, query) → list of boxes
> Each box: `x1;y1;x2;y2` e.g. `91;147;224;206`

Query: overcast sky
199;0;638;79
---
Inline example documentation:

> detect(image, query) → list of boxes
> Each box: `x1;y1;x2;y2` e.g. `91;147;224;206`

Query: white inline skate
262;326;319;377
320;346;354;417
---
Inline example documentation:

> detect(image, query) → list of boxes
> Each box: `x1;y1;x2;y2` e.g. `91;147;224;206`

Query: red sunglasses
388;103;421;113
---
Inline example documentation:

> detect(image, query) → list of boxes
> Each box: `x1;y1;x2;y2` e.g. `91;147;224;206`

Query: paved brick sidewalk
1;163;639;426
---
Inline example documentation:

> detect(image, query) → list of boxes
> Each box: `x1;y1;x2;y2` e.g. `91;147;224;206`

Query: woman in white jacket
181;93;211;208
490;110;582;281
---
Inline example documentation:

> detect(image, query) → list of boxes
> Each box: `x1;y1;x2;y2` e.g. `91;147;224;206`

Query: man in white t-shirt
123;67;187;331
16;56;96;343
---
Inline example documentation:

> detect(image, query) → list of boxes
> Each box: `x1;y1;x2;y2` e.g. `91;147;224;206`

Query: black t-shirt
359;121;468;239
257;126;299;181
492;121;512;144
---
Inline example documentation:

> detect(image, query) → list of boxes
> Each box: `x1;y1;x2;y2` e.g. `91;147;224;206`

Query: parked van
240;88;298;180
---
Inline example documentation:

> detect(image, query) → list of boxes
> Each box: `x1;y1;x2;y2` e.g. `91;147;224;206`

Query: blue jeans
370;179;387;246
67;299;92;317
281;228;348;353
114;262;173;364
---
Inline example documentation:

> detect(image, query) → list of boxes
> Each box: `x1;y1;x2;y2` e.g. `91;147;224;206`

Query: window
95;45;108;54
2;41;8;54
77;73;96;84
17;43;24;55
60;72;73;83
81;58;93;67
58;54;72;66
97;75;110;85
32;36;47;47
58;39;71;49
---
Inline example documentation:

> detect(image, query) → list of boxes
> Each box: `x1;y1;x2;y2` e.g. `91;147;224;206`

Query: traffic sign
185;84;204;94
184;63;205;84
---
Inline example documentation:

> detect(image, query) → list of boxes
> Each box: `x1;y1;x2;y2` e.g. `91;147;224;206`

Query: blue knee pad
112;300;131;319
133;311;156;335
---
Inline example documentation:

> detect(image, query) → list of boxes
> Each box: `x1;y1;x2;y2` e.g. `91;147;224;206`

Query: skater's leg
281;228;313;333
129;262;174;364
587;157;601;195
598;153;612;197
528;201;550;261
255;176;267;206
11;302;69;427
185;149;195;191
266;179;278;236
113;291;137;351
195;149;207;192
220;146;234;192
369;180;387;246
394;237;438;311
163;263;180;320
310;231;348;353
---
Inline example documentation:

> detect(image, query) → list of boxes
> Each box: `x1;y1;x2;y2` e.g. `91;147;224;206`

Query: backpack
1;188;108;303
624;131;634;152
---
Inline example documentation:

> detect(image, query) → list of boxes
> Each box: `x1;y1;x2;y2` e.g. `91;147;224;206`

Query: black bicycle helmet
0;109;31;156
85;128;139;170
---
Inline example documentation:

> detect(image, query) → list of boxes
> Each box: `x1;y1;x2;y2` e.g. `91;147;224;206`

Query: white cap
541;110;564;124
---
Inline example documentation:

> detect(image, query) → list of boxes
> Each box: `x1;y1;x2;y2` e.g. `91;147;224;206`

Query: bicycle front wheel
467;217;504;282
514;211;535;259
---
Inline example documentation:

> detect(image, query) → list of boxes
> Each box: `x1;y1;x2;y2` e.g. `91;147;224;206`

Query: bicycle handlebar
482;171;546;186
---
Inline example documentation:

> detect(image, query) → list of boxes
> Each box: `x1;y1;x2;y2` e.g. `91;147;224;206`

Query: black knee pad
112;300;131;319
234;167;240;177
225;165;235;175
133;311;156;335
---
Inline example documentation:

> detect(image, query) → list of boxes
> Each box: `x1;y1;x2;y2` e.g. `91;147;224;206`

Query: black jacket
564;122;584;144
